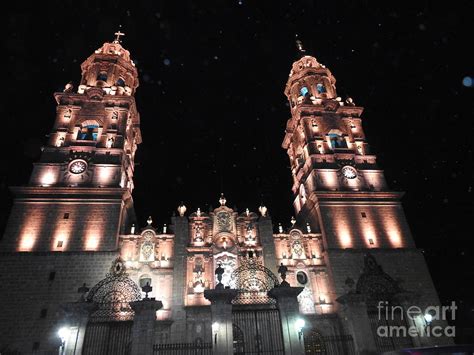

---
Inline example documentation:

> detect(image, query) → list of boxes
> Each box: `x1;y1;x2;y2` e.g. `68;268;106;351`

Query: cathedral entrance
229;258;284;354
232;308;284;354
81;259;142;355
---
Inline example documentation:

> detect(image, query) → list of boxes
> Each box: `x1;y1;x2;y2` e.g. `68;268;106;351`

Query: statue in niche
106;137;114;148
194;225;203;242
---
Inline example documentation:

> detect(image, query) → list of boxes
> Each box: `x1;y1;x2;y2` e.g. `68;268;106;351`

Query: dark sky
2;1;473;338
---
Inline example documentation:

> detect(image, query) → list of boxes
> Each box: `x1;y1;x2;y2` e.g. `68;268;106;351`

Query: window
57;240;63;248
296;271;308;285
32;342;40;351
329;133;348;149
368;238;374;245
116;78;126;87
97;72;108;81
316;83;326;94
49;271;56;281
300;86;309;97
40;308;47;318
63;213;69;219
361;212;367;218
139;275;152;289
77;124;99;141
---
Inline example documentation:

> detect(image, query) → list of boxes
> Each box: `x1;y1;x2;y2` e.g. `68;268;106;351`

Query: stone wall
0;251;118;354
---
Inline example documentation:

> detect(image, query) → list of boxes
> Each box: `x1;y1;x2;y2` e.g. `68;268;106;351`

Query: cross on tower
113;30;125;43
295;34;306;53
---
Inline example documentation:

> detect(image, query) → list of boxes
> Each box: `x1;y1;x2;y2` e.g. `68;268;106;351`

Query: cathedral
0;34;451;355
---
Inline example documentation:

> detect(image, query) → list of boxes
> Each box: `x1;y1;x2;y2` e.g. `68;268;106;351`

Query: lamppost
423;313;433;326
212;322;220;344
58;327;70;355
295;318;306;341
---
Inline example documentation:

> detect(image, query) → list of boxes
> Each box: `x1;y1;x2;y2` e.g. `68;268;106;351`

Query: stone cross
114;30;125;43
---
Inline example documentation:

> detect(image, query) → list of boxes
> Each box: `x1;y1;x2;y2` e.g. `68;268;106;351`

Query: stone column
61;302;96;355
336;293;377;355
130;298;163;355
257;216;278;276
170;215;189;341
268;286;305;355
204;288;238;355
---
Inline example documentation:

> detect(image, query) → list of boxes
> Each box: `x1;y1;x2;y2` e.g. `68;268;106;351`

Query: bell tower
1;32;142;252
282;45;415;250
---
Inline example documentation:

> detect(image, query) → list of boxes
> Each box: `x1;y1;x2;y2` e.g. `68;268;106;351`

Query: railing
153;341;212;355
322;334;356;355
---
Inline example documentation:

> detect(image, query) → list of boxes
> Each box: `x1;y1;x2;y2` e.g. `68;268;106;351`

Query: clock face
69;160;87;174
341;166;357;179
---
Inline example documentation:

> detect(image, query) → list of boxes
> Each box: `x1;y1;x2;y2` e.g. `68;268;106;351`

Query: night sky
2;1;472;340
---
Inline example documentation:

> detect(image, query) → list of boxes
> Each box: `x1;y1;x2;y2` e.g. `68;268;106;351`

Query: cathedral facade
0;36;450;355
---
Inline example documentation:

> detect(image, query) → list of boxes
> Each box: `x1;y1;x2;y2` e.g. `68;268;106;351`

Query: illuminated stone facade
0;38;450;355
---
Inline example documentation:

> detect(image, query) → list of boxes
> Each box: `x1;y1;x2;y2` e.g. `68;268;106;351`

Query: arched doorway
82;258;141;355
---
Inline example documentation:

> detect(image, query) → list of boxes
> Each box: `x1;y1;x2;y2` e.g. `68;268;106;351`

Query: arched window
77;123;99;141
139;275;152;289
299;184;307;205
116;78;126;87
300;86;309;97
329;133;347;149
316;83;326;94
96;72;108;81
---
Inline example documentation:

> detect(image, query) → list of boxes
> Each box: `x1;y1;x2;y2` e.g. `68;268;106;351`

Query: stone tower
281;50;449;352
282;53;412;250
1;34;141;252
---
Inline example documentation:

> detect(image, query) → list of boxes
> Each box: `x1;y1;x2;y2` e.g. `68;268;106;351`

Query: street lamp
423;313;433;326
58;327;70;355
212;322;219;344
295;318;305;340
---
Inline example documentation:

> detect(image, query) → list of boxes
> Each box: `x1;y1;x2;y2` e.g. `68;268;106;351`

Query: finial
196;208;201;217
215;263;225;289
130;224;136;234
295;34;306;54
291;216;296;227
219;193;226;206
258;204;268;217
113;29;125;44
163;224;167;233
147;216;153;225
278;223;283;233
142;281;152;299
177;202;187;217
306;222;311;233
278;262;289;286
245;208;250;216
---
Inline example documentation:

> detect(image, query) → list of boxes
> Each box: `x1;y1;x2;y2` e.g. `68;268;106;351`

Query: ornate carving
230;258;278;305
216;211;231;232
86;258;142;322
